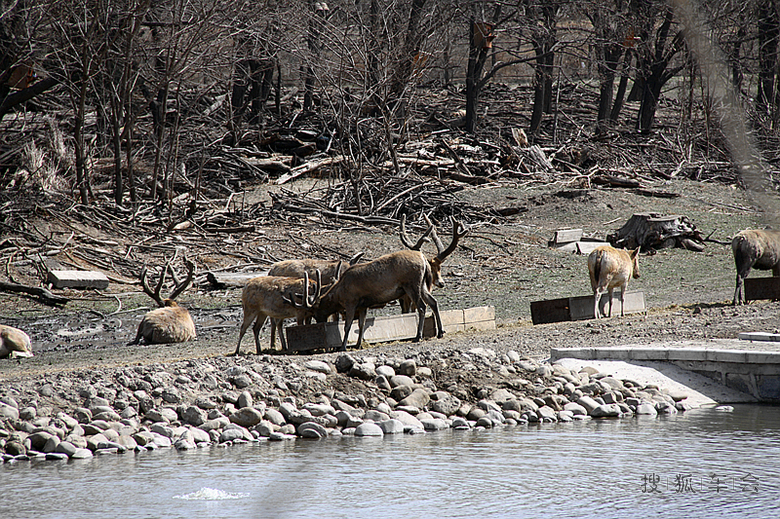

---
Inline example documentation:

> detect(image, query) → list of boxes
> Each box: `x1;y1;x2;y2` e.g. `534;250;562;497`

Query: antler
434;216;468;262
139;258;195;307
167;258;195;301
400;214;434;251
139;264;166;307
284;269;322;309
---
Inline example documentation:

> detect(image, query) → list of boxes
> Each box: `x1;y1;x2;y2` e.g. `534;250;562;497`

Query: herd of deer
2;225;780;360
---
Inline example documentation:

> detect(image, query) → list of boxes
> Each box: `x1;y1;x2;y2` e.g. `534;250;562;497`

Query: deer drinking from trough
294;216;467;351
587;245;640;319
233;270;322;355
731;229;780;305
0;324;33;359
129;259;196;344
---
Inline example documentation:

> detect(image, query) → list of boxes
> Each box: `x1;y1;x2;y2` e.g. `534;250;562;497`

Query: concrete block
47;270;109;290
738;331;780;343
286;306;496;352
532;291;645;324
550;229;582;245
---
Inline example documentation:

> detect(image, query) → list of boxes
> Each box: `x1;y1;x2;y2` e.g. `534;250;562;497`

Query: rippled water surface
3;404;779;519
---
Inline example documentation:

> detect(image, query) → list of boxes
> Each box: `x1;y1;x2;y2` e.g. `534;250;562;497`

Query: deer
398;214;467;313
266;252;362;338
0;325;33;359
732;229;780;305
588;245;640;319
129;258;196;345
291;216;467;351
234;270;322;355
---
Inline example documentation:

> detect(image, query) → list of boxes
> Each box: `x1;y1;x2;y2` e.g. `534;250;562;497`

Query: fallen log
0;280;69;306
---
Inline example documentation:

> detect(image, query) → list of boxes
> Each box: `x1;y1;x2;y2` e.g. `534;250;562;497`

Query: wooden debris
607;213;705;251
0;281;69;306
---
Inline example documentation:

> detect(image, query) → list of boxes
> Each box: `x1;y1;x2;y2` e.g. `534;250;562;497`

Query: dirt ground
3;171;780;384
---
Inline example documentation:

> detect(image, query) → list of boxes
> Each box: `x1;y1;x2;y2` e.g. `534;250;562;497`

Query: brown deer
129;259;196;344
398;214;467;313
588;245;640;319
234;270;322;355
0;324;33;359
731;229;780;305
294;217;467;351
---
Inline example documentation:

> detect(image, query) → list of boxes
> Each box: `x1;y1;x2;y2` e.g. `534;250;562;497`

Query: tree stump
607;213;705;251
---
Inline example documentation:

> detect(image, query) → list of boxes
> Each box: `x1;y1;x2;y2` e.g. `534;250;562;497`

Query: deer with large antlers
294;216;467;351
234;270;322;355
398;214;468;313
129;258;196;345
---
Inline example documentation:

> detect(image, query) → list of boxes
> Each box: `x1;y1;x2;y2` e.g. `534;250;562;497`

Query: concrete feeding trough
47;270;110;290
530;290;645;324
285;306;496;352
743;277;780;302
548;228;607;255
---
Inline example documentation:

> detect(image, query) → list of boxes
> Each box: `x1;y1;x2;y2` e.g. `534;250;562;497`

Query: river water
2;404;778;519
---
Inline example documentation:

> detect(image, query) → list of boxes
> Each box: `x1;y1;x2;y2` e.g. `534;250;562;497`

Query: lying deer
0;324;33;359
129;259;196;344
234;270;321;355
292;217;467;351
588;245;640;319
732;229;780;304
398;214;467;313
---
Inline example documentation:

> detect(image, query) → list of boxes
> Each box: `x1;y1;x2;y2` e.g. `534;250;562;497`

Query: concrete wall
550;346;780;403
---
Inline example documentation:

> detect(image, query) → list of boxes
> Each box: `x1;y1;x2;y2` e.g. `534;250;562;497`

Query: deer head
426;214;468;263
283;269;322;309
139;258;195;307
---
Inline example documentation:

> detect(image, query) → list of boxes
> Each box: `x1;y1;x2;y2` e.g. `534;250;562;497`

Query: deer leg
607;288;614;318
234;310;257;356
280;318;291;350
340;307;356;351
421;289;443;339
253;314;267;354
270;318;277;349
619;285;626;317
355;307;368;349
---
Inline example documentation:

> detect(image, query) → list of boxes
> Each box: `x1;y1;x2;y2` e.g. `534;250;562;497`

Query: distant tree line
2;0;779;207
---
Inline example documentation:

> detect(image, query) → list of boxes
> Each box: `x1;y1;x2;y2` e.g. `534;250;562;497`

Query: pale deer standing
731;229;780;305
129;259;196;344
0;324;33;358
234;270;321;355
588;245;640;319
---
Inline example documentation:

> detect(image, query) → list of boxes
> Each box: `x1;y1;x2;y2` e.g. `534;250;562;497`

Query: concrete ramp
553;358;756;408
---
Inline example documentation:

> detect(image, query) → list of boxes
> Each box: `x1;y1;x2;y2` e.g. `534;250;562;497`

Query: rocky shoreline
0;344;694;465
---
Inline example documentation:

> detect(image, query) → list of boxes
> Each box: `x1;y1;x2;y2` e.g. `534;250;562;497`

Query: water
2;405;779;519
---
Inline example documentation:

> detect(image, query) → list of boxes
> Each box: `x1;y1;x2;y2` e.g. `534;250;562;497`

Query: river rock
54;441;79;458
590;404;622;418
379;419;405;434
397;359;416;376
350;363;376;381
420;418;448;431
430;392;461;416
304;360;332;374
230;407;264;427
375;365;395;378
390;384;414;401
537;406;557;421
298;422;328;439
180;405;207;426
354;422;384;437
636;402;658;415
389;375;414;388
70;448;93;459
398;388;430;408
